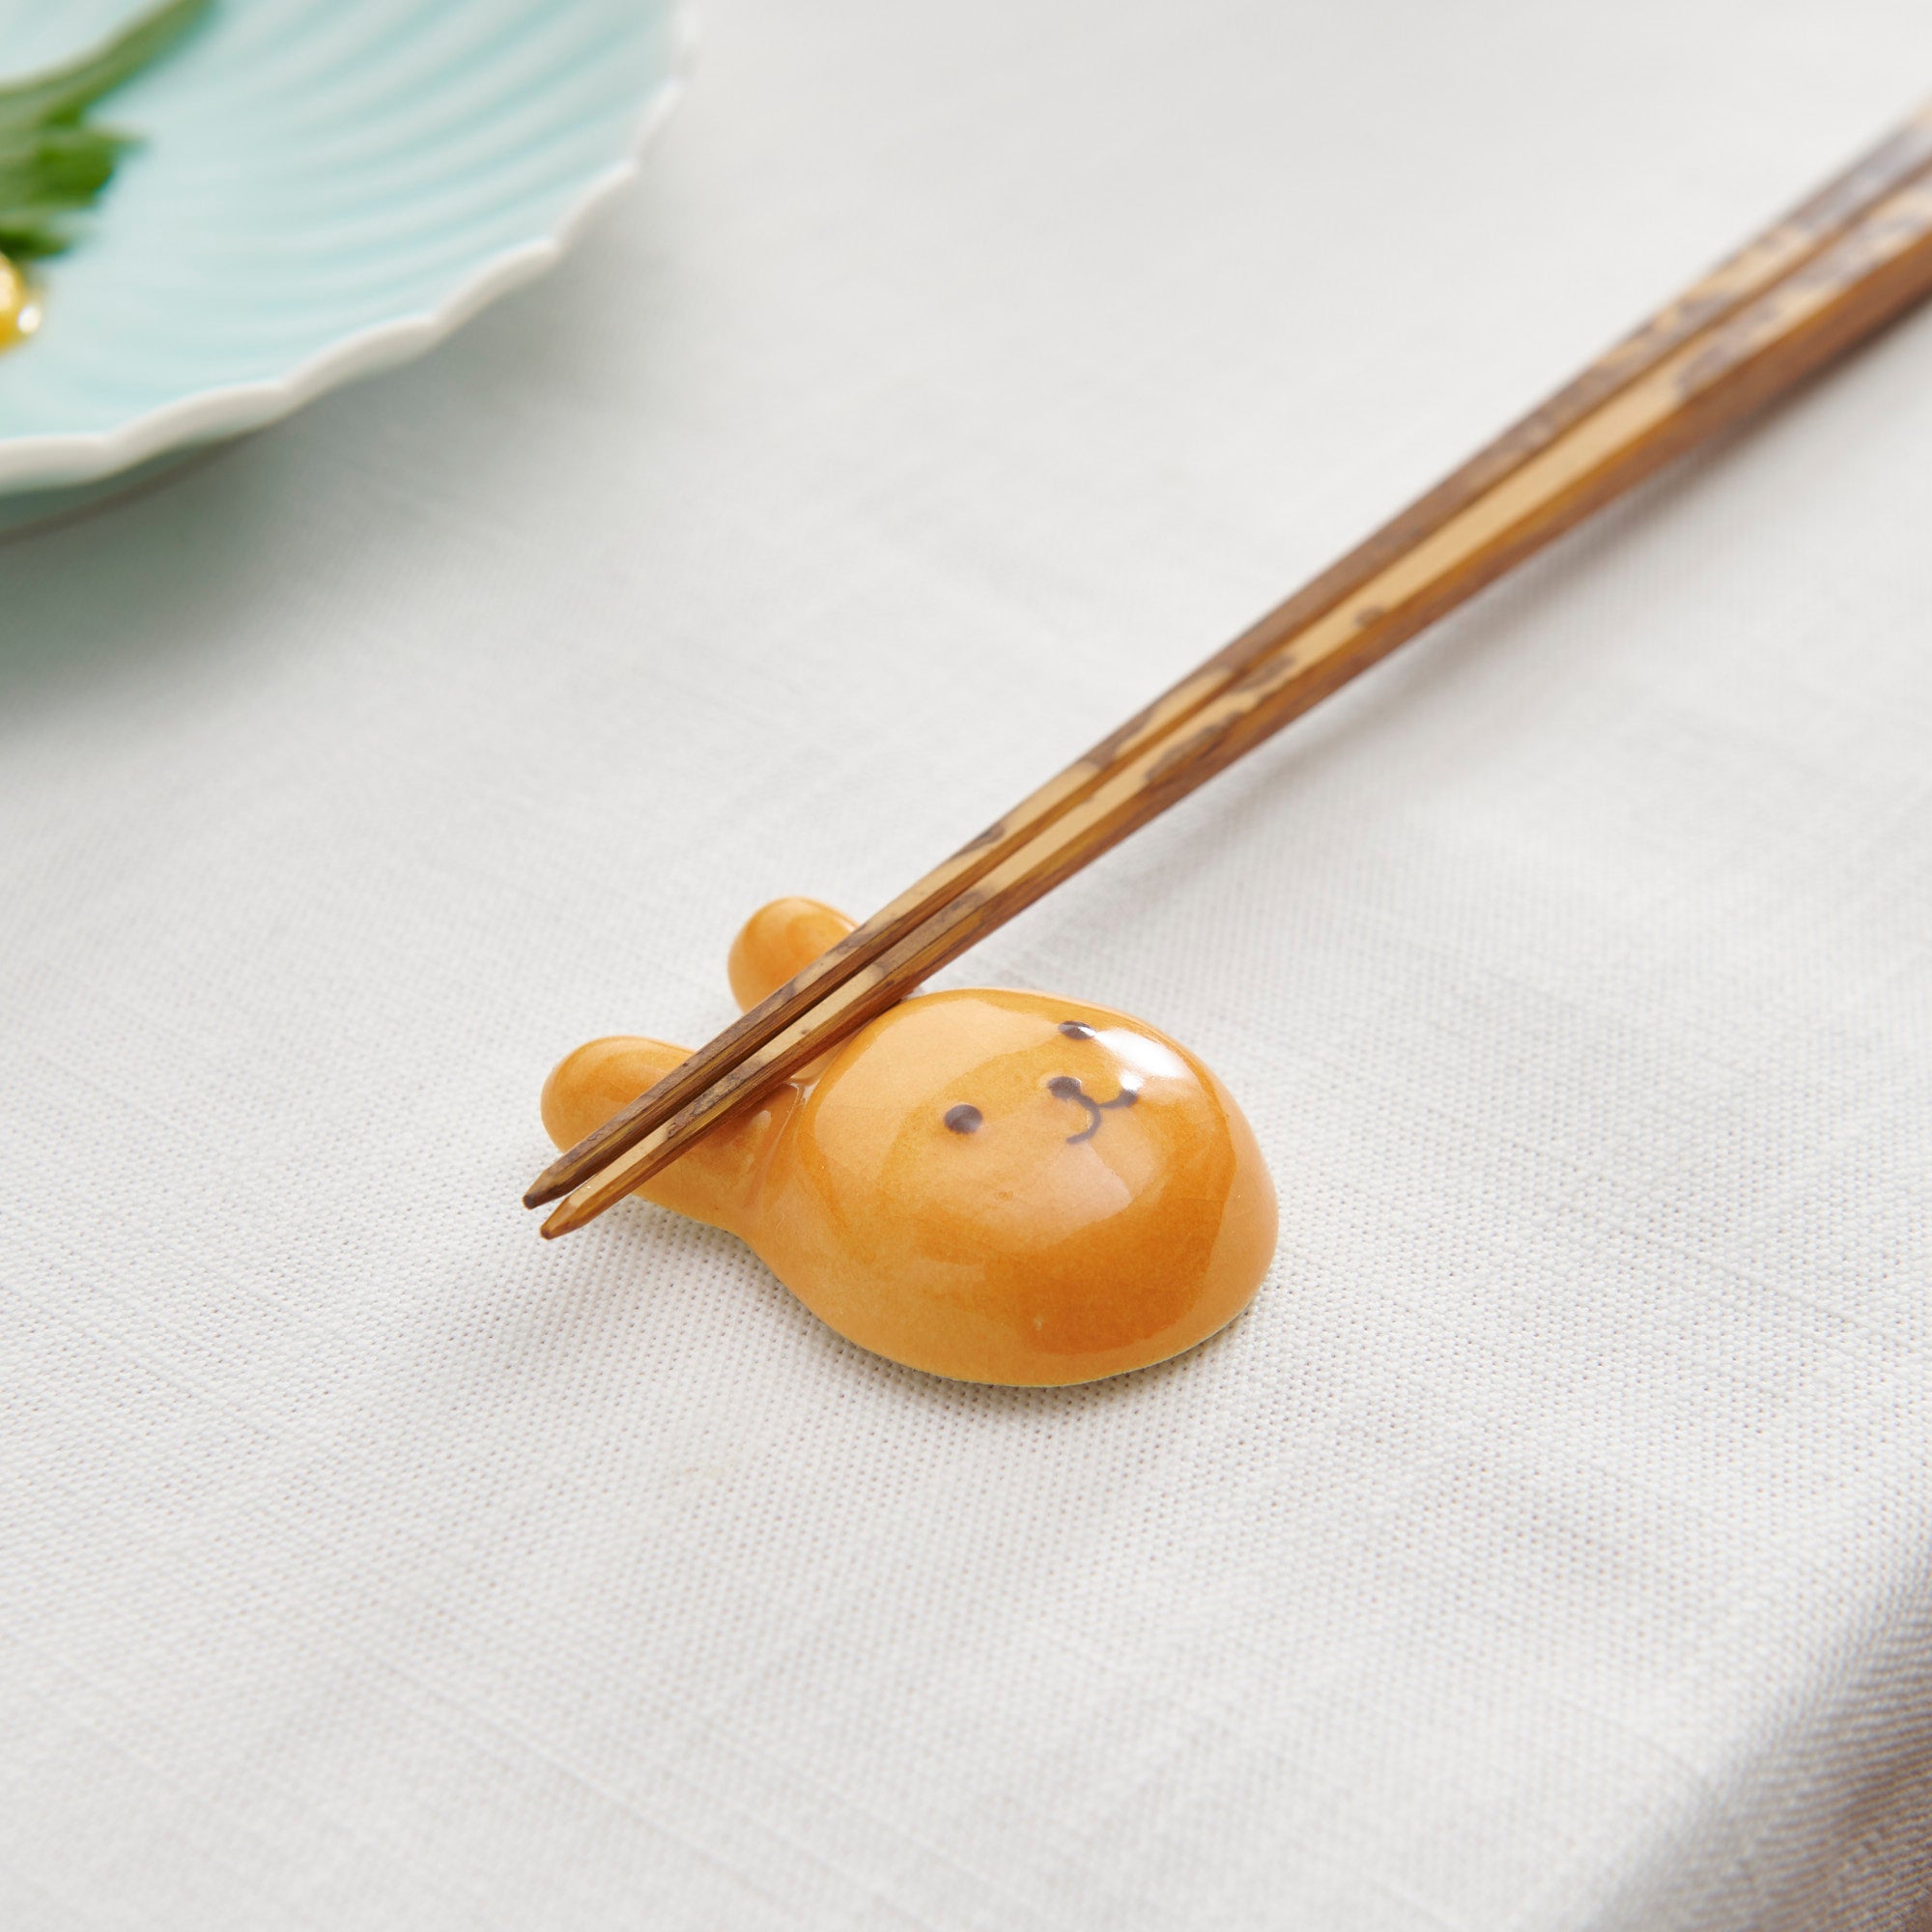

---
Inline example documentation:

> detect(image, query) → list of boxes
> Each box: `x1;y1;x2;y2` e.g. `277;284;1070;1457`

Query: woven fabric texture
5;1;1932;1925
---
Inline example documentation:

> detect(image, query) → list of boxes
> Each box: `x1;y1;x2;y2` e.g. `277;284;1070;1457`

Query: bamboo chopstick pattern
528;104;1932;1239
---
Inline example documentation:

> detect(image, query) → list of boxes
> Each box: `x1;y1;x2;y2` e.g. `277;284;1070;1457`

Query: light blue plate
0;0;691;497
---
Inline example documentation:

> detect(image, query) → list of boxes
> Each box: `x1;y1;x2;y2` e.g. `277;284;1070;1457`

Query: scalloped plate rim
0;0;695;494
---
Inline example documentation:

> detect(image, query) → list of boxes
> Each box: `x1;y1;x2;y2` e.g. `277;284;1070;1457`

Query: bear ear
727;898;856;1011
541;1037;688;1153
540;1035;794;1239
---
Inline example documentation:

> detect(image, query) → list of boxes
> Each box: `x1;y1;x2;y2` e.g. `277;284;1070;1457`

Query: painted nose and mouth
1047;1071;1142;1143
940;1057;1145;1144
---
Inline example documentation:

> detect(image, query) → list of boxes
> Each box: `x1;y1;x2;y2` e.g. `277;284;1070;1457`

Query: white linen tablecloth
7;2;1932;1925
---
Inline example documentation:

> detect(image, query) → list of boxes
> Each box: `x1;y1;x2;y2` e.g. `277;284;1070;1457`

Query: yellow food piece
0;254;40;350
542;899;1277;1385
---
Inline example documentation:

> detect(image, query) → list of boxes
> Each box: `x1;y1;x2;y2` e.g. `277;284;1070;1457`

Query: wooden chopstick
530;109;1932;1238
525;103;1932;1220
526;104;1932;1219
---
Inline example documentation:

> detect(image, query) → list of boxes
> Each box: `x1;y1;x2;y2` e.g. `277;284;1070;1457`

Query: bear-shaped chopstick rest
542;898;1277;1385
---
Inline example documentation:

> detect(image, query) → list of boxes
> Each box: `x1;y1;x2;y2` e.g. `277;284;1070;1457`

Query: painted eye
943;1104;983;1134
1058;1021;1095;1039
1046;1075;1083;1099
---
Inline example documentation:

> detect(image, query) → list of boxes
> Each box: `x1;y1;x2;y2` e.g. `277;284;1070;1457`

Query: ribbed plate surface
0;0;689;489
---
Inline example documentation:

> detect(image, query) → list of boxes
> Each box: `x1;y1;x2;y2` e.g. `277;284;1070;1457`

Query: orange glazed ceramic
542;898;1276;1385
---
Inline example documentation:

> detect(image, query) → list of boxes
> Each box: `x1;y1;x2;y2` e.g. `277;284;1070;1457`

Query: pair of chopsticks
527;101;1932;1239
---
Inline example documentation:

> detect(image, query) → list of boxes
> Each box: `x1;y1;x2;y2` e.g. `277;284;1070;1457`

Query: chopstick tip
523;1157;577;1208
540;1198;588;1239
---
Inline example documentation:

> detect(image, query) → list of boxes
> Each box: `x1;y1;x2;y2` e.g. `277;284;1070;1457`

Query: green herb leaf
0;131;128;204
0;0;212;130
0;0;211;261
0;213;75;262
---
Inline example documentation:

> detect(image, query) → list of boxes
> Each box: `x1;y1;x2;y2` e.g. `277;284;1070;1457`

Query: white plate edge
0;0;698;493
